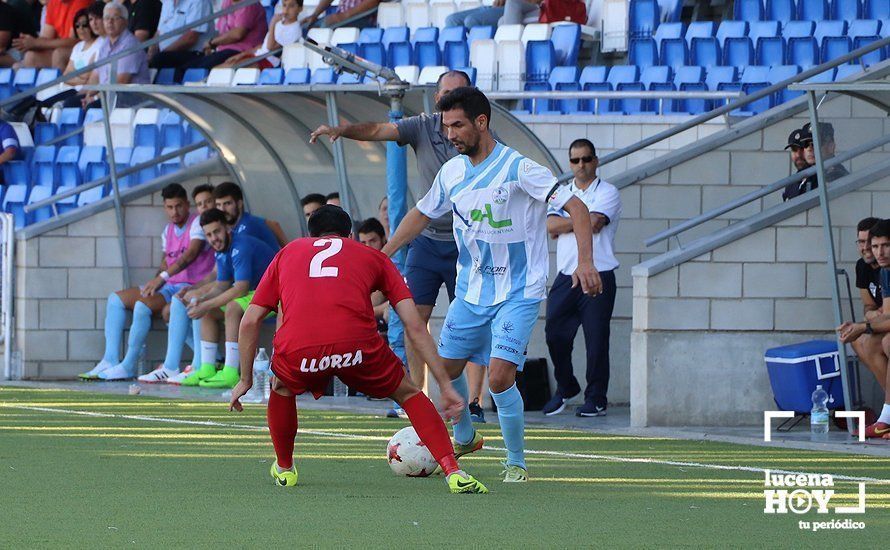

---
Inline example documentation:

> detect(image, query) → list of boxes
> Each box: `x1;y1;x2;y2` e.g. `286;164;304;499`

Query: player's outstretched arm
563;196;602;296
381;208;432;258
309;122;399;144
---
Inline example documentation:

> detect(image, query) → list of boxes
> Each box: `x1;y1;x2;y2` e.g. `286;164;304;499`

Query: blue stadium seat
439;26;467;49
112;147;133;188
798;0;829;20
550;23;581;65
360;42;386;65
159;112;183;149
31;145;56;188
659;38;688;69
750;20;782;46
0;68;12;100
26;186;53;225
724;37;755;67
154;68;176;85
33;123;57;146
882;19;889;37
259;68;284;85
56;145;81;190
756;36;786;65
382;26;410;49
522;81;552;114
629;38;659;67
660;0;684;21
691;37;721;68
630;0;660;37
35;68;60;89
58;108;84;147
853;35;887;65
849;18;881;38
55;185;78;215
130;146;157;185
770;65;803;103
338;42;359;56
864;0;889;18
526;40;556;83
672;65;706;114
413;41;441;68
735;0;764;20
337;72;362;85
181;68;207;84
685;21;716;46
653;22;685;47
3;184;29;229
454;67;477;85
767;0;797;21
606;66;640;114
83;108;103;124
444;41;469;69
806;67;836;81
284;68;311;85
387;41;413;68
641;66;672;113
834;64;861;79
784;20;816;39
159;147;182;176
831;0;861;19
83;156;108;186
184;146;211;167
134;122;159;153
548;66;581;113
77;185;105;207
716;21;748;47
579;66;610;113
822;36;852;61
183;123;203;145
788;37;820;67
467;25;495;43
737;65;772;114
359;27;384;44
814;20;848;46
708;66;739;109
311;68;337;84
12;67;37;92
78;146;105;180
413;27;439;45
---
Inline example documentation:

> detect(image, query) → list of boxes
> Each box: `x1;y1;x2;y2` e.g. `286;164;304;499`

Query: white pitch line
4;404;890;485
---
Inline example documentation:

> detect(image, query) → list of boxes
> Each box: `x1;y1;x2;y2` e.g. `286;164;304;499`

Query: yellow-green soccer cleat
454;429;484;459
447;472;489;494
270;461;298;487
502;462;528;483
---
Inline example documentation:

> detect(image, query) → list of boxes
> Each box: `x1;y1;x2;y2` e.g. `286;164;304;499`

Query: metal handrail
23;141;208;212
0;0;262;109
586;35;890;173
486;90;743;100
644;131;890;247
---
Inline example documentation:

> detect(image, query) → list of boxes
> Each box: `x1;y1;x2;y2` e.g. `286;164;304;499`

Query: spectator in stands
183;0;267;70
212;181;287;249
147;0;212;80
0;1;34;67
500;0;542;24
446;0;504;28
378;196;388;235
13;0;92;70
121;0;162;42
838;219;890;438
7;0;43;38
781;128;810;202
855;217;883;322
326;192;340;206
219;0;302;70
62;8;101;87
801;121;848;182
301;193;326;220
87;1;106;40
0;119;20;186
178;208;277;389
79;184;212;381
542;138;621;418
302;0;380;29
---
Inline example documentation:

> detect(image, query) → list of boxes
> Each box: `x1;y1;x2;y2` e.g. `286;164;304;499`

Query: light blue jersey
416;142;573;307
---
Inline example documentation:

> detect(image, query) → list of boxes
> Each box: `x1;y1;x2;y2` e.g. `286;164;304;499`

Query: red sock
401;392;460;476
267;391;298;470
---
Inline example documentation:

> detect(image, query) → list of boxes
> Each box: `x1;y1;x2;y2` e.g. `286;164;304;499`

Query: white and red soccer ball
386;426;438;477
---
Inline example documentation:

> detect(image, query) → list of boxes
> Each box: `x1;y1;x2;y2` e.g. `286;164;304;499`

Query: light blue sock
451;371;475;445
491;383;525;469
118;301;153;374
191;318;201;366
102;292;126;364
161;299;190;372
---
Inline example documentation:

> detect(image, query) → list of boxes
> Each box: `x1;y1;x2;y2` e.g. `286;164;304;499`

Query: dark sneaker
576;402;607;417
542;393;568;416
469;399;486;423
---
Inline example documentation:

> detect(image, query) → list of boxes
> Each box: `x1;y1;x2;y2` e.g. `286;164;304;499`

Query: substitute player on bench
230;206;488;494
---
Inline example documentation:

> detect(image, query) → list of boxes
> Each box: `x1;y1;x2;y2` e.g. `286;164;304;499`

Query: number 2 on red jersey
309;238;342;278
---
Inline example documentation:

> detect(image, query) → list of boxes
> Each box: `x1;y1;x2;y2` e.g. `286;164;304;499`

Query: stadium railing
0;213;14;380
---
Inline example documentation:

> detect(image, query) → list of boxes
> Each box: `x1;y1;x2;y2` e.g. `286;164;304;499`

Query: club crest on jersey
492;186;509;205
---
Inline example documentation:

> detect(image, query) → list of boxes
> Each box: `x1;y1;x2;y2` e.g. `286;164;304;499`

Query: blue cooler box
764;340;846;413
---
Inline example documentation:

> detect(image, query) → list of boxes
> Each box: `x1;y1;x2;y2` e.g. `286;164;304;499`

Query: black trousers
149;49;238;79
544;270;617;408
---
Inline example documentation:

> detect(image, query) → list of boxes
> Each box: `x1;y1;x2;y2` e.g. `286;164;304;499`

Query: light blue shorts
438;297;541;370
158;282;191;304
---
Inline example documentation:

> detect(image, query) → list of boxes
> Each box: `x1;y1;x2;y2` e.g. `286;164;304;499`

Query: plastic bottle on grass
239;348;270;404
333;377;348;400
810;385;829;441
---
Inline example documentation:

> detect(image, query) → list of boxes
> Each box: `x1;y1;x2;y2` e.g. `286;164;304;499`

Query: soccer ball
386;426;438;477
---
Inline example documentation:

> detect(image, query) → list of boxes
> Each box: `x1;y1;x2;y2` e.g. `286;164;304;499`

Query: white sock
201;341;217;366
224;341;239;369
878;403;890;424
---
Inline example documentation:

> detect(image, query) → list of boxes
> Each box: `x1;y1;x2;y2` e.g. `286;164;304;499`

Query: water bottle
810;385;830;441
251;348;271;403
332;377;349;400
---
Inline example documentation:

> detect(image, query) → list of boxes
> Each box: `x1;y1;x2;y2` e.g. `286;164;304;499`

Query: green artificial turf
0;386;887;547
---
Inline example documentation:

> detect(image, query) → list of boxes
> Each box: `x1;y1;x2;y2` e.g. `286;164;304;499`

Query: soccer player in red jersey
230;206;488;493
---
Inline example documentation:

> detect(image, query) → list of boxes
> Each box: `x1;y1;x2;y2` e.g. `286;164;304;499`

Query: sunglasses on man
569;155;596;165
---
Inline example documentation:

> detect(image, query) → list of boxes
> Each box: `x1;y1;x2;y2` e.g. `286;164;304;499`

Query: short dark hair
73;8;93;37
436;70;472;90
569;138;596;157
436;86;491;124
869;219;890;241
301;193;327;207
192;184;214;199
357;217;386;240
308;205;352;238
161;183;188;200
87;1;104;18
199;208;229;227
212;181;243;202
857;217;881;233
326;191;340;201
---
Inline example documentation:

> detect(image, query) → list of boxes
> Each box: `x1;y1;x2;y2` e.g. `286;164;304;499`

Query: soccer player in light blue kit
383;87;601;482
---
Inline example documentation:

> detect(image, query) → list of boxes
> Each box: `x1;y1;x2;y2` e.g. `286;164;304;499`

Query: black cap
784;128;805;150
800;121;834;144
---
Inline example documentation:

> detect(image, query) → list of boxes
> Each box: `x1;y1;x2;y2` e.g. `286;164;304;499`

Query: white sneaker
138;365;178;384
97;364;135;381
167;365;194;385
79;360;114;379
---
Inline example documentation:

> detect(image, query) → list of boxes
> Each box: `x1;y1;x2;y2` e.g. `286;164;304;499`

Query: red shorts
270;336;406;399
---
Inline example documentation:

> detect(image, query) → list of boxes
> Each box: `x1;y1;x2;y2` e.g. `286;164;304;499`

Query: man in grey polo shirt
310;71;491;422
148;0;211;80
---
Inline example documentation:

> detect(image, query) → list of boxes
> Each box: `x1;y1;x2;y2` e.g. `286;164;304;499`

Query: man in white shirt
542;138;622;418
